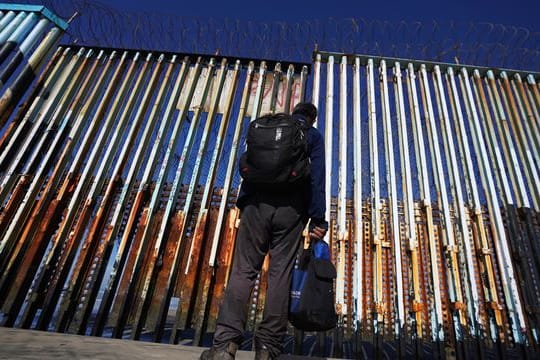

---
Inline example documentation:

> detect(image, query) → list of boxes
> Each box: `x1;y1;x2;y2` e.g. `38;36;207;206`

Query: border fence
1;4;540;359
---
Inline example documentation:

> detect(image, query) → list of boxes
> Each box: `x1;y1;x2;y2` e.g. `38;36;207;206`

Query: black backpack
289;238;338;332
239;113;310;187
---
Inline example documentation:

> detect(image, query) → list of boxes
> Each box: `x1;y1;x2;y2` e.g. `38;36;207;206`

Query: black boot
199;342;238;360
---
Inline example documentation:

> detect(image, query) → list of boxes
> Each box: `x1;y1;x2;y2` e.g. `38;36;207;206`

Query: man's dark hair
292;102;317;123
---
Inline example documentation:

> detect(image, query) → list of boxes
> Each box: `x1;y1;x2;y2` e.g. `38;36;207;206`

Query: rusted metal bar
53;52;149;333
379;60;404;336
324;56;334;239
367;58;383;335
167;60;240;343
91;54;190;337
335;55;347;322
433;66;481;338
0;25;63;127
498;72;540;211
15;50;120;329
193;64;253;345
445;67;494;340
419;65;466;341
0;47;84;209
513;75;540;164
461;68;527;344
0;48;92;273
393;62;422;337
89;54;176;337
484;72;532;211
0;16;49;88
81;53;164;337
352;56;363;330
0;49;104;326
35;51;130;330
130;58;224;341
189;61;240;343
406;63;444;342
71;55;189;335
526;75;540;130
469;70;532;340
268;62;282;114
208;61;259;267
283;64;294;113
0;45;64;193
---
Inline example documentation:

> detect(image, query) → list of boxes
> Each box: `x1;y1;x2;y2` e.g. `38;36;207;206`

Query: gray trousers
212;191;306;358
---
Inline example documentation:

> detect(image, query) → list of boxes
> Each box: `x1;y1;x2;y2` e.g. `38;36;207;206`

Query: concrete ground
0;327;335;359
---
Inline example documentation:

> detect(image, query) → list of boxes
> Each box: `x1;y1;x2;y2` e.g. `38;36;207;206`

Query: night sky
107;0;539;31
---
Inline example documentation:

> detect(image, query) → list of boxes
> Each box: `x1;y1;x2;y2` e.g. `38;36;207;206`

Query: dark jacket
236;114;328;231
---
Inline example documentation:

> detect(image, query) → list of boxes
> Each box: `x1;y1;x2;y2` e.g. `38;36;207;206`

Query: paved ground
0;327;335;359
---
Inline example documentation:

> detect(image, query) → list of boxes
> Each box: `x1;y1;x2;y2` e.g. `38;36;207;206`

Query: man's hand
309;225;327;240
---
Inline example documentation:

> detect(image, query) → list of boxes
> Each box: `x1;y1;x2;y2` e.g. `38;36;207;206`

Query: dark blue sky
107;0;539;31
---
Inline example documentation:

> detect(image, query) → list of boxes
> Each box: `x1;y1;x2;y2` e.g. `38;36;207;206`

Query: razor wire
2;0;539;71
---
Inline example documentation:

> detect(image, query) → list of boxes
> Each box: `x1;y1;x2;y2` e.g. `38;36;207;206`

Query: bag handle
302;218;311;250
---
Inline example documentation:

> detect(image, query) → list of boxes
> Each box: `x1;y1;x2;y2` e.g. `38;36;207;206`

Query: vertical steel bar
131;58;223;340
0;18;48;87
0;48;93;261
250;61;267;122
35;51;130;330
298;65;308;104
526;75;540;130
336;55;347;319
0;47;83;207
91;54;191;337
85;53;165;337
283;64;294;114
420;65;466;337
0;11;27;46
367;58;383;333
0;43;61;166
168;60;241;343
324;56;334;237
72;55;189;335
312;53;321;128
406;63;444;342
513;75;540;161
208;61;259;266
0;49;104;326
461;68;527;344
434;66;481;337
484;71;531;210
0;11;16;33
394;62;422;337
17;50;120;328
469;70;527;339
0;26;63;127
56;53;144;331
352;56;363;329
380;60;405;335
0;12;37;68
268;62;281;114
0;45;64;180
192;62;254;346
499;72;540;211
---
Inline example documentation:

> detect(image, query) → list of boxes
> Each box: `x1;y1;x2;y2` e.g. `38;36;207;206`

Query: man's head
292;102;317;125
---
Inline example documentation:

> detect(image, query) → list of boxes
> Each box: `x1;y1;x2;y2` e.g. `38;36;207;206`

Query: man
200;103;327;360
